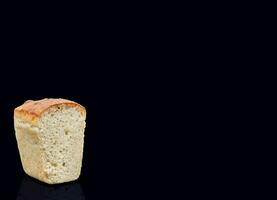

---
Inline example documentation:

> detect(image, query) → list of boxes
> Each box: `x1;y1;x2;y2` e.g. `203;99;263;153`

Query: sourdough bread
14;98;86;184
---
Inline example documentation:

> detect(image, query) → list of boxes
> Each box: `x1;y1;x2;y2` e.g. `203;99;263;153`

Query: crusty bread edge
14;99;86;124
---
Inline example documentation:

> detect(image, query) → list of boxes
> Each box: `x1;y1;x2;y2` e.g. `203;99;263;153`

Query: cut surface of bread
14;98;86;184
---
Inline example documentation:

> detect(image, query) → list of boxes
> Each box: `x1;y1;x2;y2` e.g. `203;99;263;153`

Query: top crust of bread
14;98;86;123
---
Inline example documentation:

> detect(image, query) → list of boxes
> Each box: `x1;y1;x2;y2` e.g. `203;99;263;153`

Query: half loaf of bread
14;98;86;184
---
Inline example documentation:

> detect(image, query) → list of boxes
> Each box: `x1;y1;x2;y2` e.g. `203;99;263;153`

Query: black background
0;7;174;198
1;3;270;198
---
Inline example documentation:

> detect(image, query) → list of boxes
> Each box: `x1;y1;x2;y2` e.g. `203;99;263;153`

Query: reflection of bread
14;98;86;184
17;175;85;200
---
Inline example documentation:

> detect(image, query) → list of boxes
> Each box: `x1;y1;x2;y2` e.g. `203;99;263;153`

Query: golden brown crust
14;98;86;123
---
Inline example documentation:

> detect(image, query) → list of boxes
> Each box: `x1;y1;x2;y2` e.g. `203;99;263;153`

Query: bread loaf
14;98;86;184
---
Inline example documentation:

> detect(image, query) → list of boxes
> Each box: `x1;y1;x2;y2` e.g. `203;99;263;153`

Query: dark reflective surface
17;176;85;200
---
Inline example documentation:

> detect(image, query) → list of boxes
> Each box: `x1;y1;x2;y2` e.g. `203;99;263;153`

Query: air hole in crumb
51;162;57;167
65;130;69;135
53;141;57;145
62;162;65;166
